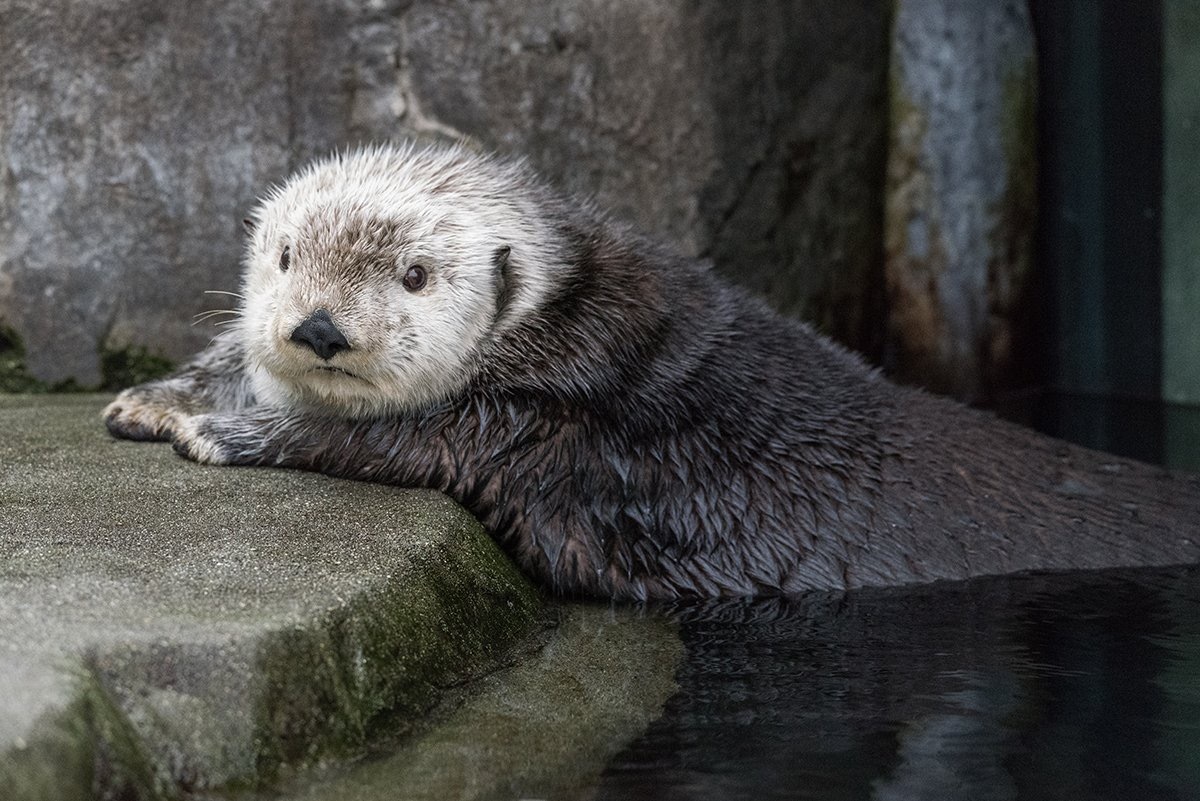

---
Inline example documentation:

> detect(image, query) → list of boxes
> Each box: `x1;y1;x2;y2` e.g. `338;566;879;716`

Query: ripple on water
592;565;1200;801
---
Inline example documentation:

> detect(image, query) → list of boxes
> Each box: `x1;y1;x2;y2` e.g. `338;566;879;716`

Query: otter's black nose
290;309;350;360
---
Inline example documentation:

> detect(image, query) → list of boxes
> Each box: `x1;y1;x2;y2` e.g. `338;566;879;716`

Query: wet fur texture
105;144;1200;600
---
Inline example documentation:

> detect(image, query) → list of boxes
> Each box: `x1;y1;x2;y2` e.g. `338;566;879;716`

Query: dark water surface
591;566;1200;801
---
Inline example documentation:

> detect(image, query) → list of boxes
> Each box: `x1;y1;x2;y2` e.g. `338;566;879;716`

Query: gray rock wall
0;0;893;387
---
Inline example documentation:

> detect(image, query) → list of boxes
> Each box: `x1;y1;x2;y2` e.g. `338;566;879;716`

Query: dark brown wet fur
107;183;1200;600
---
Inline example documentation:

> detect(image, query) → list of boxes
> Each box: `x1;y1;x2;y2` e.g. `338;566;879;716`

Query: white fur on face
236;143;561;418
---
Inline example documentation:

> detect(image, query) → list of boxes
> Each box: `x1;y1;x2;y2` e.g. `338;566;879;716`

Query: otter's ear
242;218;257;235
492;245;515;319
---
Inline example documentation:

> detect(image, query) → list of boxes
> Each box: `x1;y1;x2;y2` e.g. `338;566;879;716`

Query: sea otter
104;143;1200;599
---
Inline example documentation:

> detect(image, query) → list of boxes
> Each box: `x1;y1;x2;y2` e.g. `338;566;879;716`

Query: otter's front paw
171;414;235;465
103;386;185;442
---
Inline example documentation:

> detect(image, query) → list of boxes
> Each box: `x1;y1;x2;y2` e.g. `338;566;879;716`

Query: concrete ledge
0;395;542;800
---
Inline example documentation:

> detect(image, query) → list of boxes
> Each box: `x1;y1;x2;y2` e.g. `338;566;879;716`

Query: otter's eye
403;264;427;292
279;246;291;272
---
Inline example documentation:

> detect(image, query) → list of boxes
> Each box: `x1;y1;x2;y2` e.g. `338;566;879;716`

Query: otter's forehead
272;196;493;269
278;144;521;214
296;208;416;254
255;147;529;249
267;179;459;236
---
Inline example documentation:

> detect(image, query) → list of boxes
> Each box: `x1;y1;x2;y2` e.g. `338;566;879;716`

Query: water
590;566;1200;801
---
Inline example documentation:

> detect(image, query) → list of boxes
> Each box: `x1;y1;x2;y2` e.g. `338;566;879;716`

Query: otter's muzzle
290;309;350;361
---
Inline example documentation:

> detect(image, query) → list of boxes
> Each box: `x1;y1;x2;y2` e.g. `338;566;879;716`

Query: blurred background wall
0;0;1195;469
1029;0;1199;470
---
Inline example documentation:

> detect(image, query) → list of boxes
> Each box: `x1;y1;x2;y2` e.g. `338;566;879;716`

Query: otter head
237;144;557;418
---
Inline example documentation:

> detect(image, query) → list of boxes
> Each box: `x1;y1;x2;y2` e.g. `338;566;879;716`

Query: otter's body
104;144;1200;600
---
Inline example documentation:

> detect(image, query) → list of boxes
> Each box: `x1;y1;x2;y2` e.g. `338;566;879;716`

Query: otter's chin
308;364;365;380
249;362;388;419
291;371;391;417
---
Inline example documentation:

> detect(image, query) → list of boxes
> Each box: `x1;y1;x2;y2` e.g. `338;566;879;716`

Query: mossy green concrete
272;605;682;801
98;346;174;392
0;394;542;799
0;326;50;393
0;328;173;392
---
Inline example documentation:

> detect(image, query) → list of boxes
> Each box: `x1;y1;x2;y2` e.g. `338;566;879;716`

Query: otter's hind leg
104;332;253;442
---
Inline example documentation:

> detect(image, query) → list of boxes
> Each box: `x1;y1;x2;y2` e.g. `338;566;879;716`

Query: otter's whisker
192;309;243;326
203;289;248;300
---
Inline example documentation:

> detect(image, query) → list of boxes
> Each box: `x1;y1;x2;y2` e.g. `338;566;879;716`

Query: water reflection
593;567;1200;801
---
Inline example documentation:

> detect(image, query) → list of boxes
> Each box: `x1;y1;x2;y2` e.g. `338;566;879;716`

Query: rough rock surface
0;394;542;800
0;0;891;387
886;0;1037;401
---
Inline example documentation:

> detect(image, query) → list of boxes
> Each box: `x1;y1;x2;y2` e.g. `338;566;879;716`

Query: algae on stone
0;326;174;392
99;344;174;392
274;605;683;801
0;325;52;393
